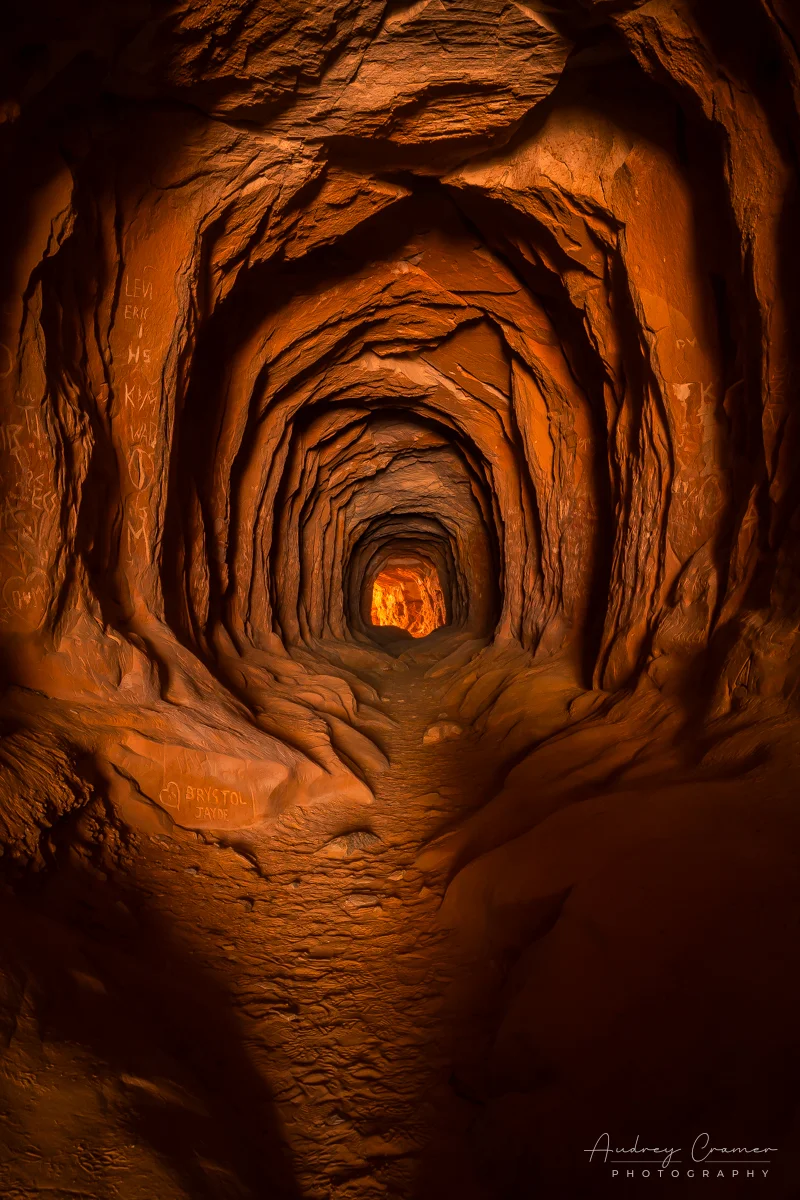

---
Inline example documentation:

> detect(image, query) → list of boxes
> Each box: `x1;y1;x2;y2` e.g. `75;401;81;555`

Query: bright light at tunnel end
370;563;447;638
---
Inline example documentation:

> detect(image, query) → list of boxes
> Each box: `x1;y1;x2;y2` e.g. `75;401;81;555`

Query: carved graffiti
155;778;254;825
128;446;154;490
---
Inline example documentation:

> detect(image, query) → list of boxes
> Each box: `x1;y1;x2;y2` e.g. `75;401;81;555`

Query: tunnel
1;1;800;1197
368;557;447;639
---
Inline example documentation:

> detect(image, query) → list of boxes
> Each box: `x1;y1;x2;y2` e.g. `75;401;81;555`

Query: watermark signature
585;1133;776;1180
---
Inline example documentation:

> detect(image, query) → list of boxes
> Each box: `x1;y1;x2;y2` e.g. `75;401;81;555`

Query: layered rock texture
371;563;447;638
1;1;800;1196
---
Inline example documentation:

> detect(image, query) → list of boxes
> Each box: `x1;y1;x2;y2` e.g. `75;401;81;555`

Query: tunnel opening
370;557;447;639
347;498;494;653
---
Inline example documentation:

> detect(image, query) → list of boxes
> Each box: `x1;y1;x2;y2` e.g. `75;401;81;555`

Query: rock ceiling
0;1;799;1197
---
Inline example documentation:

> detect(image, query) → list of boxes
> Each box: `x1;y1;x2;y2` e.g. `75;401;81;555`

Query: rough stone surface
1;1;800;1197
371;561;446;638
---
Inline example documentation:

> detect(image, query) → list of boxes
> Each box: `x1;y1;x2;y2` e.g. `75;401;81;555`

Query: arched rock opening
369;557;447;640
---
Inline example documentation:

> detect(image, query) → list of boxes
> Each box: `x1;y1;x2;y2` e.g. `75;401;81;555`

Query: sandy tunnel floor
0;655;519;1200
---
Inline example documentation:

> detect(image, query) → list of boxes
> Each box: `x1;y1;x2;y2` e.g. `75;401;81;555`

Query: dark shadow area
409;762;800;1200
0;850;301;1199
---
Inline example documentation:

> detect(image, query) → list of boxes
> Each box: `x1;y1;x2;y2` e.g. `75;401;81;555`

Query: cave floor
0;648;555;1200
2;648;800;1199
240;658;504;1200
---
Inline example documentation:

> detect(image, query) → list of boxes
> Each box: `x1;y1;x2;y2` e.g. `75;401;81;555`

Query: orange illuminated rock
371;563;447;639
